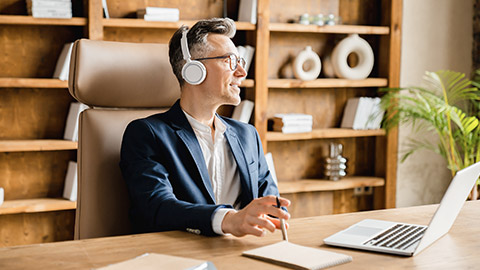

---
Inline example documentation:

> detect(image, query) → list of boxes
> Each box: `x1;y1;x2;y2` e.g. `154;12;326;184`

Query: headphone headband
180;29;191;61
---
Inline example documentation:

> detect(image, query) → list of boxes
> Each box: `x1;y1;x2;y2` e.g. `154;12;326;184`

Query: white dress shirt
183;110;240;234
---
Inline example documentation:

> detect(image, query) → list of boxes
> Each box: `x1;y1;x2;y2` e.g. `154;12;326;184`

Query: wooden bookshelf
267;78;388;88
0;140;77;152
269;23;390;35
0;15;86;26
267;128;386;141
0;78;68;88
278;176;385;194
0;198;76;215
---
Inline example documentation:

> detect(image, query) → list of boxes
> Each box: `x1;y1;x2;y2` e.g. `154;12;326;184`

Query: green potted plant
380;70;480;199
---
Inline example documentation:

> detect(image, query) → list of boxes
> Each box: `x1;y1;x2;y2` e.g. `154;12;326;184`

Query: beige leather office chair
68;39;180;239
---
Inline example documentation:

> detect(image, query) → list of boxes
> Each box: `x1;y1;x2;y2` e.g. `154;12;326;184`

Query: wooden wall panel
103;28;174;43
105;0;223;19
0;151;76;200
338;0;381;25
0;26;83;78
282;191;333;218
0;210;75;247
333;189;374;214
0;89;74;139
269;137;376;182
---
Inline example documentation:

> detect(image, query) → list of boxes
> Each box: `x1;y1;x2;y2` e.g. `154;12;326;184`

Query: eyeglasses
194;53;246;71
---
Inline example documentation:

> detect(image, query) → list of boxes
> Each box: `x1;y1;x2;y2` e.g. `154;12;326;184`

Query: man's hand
221;195;291;237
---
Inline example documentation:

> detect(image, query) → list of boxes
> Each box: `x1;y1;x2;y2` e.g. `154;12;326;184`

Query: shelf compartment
0;15;86;26
0;198;76;215
0;140;78;152
103;18;255;31
267;128;386;141
269;23;390;35
278;176;385;194
0;78;68;88
240;79;254;88
267;78;388;88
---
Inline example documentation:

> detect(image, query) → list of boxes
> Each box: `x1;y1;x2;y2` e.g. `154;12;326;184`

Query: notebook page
242;241;352;270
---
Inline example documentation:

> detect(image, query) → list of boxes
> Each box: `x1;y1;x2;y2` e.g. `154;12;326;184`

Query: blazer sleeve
120;119;228;236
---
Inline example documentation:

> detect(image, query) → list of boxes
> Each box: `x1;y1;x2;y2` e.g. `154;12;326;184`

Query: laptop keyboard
363;224;427;250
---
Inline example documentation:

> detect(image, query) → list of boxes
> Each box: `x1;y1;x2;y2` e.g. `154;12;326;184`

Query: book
273;113;313;122
137;7;179;22
141;14;179;22
243;45;255;73
272;118;313;128
63;102;89;141
63;161;77;201
238;0;257;24
341;97;374;130
366;97;385;129
231;100;254;123
264;152;278;185
102;0;109;18
243;241;352;270
96;253;214;270
27;0;72;18
273;125;312;134
53;42;74;81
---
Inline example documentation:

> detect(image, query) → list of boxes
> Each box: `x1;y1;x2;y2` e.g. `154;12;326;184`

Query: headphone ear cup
182;60;206;85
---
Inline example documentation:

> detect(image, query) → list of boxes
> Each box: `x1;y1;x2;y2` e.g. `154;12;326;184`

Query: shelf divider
0;198;76;215
267;128;386;141
0;15;86;26
0;140;78;152
278;176;385;194
0;78;68;88
267;78;388;88
102;18;255;31
269;23;390;35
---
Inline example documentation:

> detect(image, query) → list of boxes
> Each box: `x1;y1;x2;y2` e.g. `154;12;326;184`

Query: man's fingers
248;215;276;233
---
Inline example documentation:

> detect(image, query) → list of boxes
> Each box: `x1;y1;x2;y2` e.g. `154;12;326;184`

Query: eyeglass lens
229;54;246;71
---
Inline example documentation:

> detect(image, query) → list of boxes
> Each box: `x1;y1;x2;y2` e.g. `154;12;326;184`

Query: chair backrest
68;39;180;240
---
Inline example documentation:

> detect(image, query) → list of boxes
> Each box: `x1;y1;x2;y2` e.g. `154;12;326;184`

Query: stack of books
26;0;72;19
137;7;179;22
272;113;313;134
53;42;74;81
340;97;385;130
236;45;255;75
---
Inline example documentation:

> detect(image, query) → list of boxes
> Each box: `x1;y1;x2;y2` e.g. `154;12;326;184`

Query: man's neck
179;96;217;130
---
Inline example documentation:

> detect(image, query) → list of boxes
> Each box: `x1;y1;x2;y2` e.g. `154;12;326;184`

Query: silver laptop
324;162;480;256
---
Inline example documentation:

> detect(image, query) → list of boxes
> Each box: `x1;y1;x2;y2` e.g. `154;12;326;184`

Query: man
120;18;290;237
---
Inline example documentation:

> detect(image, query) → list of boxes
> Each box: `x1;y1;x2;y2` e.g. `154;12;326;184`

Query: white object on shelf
264;153;278;185
137;7;180;22
102;0;109;18
232;100;254;123
293;46;321;81
64;102;89;141
238;0;257;24
331;34;374;80
0;187;3;206
63;161;77;201
53;42;74;81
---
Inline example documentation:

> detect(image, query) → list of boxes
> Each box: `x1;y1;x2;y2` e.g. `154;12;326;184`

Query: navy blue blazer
120;100;279;236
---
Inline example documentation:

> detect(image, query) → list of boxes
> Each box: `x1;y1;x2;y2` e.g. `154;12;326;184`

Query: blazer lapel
223;125;255;203
167;101;216;203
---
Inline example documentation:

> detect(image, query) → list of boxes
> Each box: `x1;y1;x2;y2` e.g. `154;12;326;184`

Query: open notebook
96;253;216;270
243;241;352;270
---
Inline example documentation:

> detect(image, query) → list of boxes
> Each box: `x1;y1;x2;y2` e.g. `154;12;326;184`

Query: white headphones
181;29;207;85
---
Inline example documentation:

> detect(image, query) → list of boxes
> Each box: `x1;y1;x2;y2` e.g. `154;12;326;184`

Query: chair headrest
68;39;180;108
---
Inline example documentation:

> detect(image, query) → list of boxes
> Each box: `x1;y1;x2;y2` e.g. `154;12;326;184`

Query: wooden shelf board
278;176;385;194
0;78;68;88
240;79;254;88
103;18;255;30
0;15;86;26
0;198;76;215
267;128;386;141
267;78;388;88
0;140;78;152
269;23;390;35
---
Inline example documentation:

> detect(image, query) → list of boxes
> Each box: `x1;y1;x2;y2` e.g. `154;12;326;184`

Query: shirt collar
182;109;226;135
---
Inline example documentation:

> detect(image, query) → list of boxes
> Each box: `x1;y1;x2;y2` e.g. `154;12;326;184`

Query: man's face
199;34;247;107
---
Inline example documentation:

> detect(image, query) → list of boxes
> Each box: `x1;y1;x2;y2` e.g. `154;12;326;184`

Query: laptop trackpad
343;226;384;237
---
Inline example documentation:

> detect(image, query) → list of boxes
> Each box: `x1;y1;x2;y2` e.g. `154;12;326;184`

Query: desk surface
1;201;479;269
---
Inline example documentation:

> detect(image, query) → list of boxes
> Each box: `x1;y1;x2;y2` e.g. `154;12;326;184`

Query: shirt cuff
212;208;237;235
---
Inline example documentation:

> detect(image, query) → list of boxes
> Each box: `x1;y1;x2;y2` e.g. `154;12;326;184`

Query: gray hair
168;17;236;87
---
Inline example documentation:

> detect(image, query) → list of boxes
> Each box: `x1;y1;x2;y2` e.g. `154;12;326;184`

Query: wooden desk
1;201;479;269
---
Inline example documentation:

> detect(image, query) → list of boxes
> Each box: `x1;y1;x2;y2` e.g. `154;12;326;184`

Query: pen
276;196;288;242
